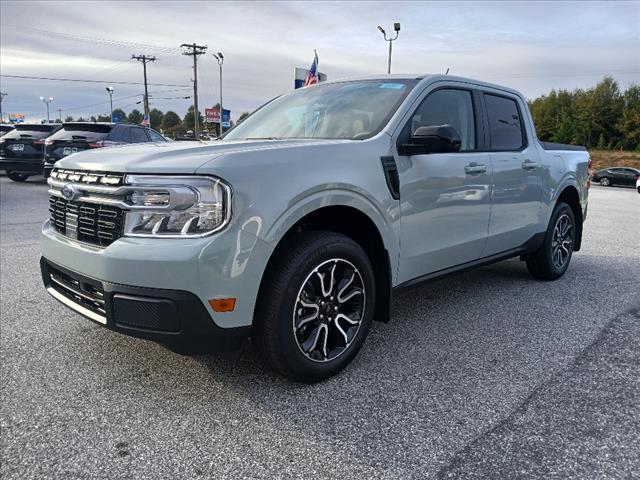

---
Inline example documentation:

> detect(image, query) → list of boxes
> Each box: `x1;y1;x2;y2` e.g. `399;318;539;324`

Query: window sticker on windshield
378;83;406;89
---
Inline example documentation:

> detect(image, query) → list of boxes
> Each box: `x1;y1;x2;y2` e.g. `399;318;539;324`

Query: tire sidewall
543;202;575;277
272;236;376;380
600;177;610;186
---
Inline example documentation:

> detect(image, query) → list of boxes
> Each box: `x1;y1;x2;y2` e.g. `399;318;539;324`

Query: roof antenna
445;68;450;75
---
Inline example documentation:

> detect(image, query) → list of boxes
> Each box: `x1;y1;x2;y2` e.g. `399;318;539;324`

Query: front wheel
599;177;610;187
253;231;375;382
7;172;29;182
526;201;576;280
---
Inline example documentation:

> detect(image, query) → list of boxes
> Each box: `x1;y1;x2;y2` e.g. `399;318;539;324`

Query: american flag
304;51;319;87
141;114;150;127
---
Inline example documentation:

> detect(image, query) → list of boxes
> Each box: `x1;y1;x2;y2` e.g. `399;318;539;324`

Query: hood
55;138;352;173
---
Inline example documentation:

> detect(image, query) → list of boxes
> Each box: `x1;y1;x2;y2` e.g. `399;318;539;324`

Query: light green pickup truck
40;75;590;381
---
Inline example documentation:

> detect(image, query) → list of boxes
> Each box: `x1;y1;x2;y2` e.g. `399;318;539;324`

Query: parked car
591;167;640;187
40;75;590;382
0;123;62;181
636;176;640;193
43;122;167;177
0;124;15;137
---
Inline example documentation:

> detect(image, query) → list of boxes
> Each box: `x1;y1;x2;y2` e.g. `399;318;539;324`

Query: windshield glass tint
225;80;417;140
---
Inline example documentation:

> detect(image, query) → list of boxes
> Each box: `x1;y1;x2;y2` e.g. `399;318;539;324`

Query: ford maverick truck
40;75;590;381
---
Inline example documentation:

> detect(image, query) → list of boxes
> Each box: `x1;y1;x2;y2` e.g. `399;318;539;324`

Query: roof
319;73;525;98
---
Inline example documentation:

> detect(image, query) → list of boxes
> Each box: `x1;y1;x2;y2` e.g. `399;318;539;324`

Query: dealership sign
9;113;25;123
205;107;231;128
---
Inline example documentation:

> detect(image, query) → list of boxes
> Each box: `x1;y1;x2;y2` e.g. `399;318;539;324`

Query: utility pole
132;54;156;122
57;109;63;122
181;43;207;138
0;92;7;123
212;52;224;136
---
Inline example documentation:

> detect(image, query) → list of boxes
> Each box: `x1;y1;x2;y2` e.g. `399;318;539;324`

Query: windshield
224;79;418;141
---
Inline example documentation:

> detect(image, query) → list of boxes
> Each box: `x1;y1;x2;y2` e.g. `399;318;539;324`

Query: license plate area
12;144;24;151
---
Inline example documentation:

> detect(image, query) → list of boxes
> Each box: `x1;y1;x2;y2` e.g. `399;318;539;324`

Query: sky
0;0;638;123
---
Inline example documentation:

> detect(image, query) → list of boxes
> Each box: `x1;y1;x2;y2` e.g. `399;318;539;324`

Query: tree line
63;106;250;137
528;77;639;151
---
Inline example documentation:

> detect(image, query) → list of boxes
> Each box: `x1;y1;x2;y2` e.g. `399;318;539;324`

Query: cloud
0;0;638;122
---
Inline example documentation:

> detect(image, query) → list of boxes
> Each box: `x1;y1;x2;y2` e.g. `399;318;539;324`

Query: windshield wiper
245;137;280;140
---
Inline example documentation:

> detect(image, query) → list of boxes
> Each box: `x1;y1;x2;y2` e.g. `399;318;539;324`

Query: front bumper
0;157;43;174
41;257;250;354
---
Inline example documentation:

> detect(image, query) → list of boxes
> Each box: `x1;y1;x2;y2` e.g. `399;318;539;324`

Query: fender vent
380;156;400;200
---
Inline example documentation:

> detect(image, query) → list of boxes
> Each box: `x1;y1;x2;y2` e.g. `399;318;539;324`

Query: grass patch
589;150;640;170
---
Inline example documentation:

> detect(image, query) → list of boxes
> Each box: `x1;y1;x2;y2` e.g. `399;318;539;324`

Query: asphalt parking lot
1;176;639;479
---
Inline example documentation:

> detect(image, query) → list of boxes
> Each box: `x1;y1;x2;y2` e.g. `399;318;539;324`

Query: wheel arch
257;204;394;323
556;185;583;251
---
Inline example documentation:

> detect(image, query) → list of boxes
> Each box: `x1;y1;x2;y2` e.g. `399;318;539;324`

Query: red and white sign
205;108;221;123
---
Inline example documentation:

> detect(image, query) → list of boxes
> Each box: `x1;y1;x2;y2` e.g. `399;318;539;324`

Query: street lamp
377;22;401;74
39;96;54;123
106;87;114;122
212;52;224;135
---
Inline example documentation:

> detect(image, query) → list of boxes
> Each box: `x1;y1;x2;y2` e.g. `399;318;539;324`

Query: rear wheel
7;172;29;182
253;231;375;382
526;201;575;280
599;177;610;186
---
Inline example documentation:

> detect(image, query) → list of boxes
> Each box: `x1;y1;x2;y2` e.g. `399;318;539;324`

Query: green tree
97;115;111;122
237;111;250;123
183;105;203;131
64;115;74;122
128;109;144;125
160;111;182;136
149;108;163;130
617;85;640;151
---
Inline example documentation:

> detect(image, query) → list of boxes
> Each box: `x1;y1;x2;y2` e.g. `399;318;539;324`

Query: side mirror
407;125;461;154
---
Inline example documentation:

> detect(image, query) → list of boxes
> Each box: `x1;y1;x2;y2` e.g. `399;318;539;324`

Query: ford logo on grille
60;184;80;201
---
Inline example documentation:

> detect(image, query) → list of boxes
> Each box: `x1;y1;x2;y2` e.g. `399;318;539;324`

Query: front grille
47;264;106;319
49;197;124;247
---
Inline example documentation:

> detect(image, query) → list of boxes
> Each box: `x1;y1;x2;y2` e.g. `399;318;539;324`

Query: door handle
464;163;487;175
521;159;539;170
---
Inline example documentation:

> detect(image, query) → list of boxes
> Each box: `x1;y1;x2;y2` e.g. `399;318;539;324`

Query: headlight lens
123;175;231;237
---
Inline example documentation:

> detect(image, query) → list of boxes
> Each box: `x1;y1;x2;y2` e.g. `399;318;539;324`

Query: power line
181;43;207;138
0;74;188;87
1;24;182;55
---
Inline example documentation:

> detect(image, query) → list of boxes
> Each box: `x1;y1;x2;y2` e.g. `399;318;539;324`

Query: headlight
123;175;231;238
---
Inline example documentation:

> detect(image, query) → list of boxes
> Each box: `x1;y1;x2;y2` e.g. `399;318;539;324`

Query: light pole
0;92;7;123
39;96;54;123
212;52;224;135
106;87;114;122
377;22;401;74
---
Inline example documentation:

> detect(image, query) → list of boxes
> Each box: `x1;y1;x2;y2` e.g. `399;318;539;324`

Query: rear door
396;86;492;283
0;125;59;160
481;92;542;256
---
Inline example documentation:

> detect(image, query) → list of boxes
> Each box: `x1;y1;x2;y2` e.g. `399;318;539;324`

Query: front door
396;87;492;284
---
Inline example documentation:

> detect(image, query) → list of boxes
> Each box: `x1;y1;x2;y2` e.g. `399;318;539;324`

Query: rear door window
484;94;525;150
130;128;150;143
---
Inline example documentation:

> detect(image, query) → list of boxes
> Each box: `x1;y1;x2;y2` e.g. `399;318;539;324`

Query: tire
599;177;610;186
526;201;576;280
253;231;376;382
7;172;29;182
